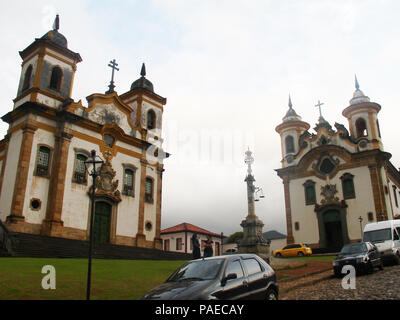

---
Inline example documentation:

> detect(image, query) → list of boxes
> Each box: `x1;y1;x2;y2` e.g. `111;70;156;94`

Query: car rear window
243;258;262;275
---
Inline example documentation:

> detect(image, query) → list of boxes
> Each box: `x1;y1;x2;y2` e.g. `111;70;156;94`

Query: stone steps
5;232;191;261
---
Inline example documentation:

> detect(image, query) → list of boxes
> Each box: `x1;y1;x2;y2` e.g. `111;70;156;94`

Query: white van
363;220;400;264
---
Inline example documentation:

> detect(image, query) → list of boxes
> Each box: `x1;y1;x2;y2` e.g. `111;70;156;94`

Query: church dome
349;75;370;106
41;30;68;48
40;15;68;48
130;63;154;92
282;95;302;122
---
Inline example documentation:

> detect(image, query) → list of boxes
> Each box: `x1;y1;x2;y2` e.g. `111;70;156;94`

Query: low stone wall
6;232;192;260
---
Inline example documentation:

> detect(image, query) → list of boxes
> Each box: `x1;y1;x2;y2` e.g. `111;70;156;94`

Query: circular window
145;222;152;231
30;199;41;211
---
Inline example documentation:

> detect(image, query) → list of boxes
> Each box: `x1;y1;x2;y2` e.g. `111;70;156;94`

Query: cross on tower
106;59;119;94
315;100;324;119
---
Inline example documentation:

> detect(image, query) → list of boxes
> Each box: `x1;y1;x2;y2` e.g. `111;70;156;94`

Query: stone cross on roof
106;59;119;94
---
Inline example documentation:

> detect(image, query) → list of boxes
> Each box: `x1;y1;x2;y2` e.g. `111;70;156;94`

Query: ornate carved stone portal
88;159;121;203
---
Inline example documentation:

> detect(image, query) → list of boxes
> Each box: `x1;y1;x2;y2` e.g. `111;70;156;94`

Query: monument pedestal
238;214;271;262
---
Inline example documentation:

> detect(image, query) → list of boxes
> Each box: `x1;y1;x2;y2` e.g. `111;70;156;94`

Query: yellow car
273;243;312;257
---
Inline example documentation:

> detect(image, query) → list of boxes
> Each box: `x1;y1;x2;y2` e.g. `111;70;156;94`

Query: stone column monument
238;149;271;262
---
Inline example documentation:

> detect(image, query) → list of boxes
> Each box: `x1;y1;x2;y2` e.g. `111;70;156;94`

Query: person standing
203;234;214;258
191;233;201;259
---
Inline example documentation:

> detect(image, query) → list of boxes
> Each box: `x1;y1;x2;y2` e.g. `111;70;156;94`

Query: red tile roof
161;222;225;238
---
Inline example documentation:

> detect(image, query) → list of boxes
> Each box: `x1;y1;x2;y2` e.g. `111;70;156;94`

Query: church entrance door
93;201;112;244
323;210;343;252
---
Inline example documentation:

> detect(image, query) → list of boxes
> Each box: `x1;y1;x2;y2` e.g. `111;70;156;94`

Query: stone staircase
0;229;191;260
0;220;12;257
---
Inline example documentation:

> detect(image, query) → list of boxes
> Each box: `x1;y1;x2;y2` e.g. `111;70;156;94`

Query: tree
226;232;243;244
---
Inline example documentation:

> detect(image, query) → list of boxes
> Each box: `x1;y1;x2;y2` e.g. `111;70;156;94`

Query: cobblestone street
280;265;400;300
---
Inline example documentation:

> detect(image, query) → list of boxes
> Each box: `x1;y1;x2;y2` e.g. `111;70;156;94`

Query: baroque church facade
0;17;167;249
275;79;400;252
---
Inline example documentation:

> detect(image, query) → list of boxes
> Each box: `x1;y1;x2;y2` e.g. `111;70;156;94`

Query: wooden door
93;201;111;244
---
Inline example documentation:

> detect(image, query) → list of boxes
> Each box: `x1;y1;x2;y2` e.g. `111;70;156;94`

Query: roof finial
140;63;146;77
288;94;293;109
53;14;60;31
355;74;360;90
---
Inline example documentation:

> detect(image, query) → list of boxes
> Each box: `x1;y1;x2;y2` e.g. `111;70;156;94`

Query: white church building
0;16;168;250
275;79;400;252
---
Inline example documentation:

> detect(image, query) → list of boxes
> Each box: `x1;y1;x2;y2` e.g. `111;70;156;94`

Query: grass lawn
0;258;187;300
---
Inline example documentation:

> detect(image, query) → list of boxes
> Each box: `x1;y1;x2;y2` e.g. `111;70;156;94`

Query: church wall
289;165;376;245
23;128;55;225
289;178;320;245
112;152;142;238
14;94;33;109
70;124;102;140
36;92;63;109
0;130;23;221
143;165;158;241
61;136;95;230
343;166;376;240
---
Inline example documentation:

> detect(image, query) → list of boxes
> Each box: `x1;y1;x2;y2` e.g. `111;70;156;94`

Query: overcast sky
1;1;399;237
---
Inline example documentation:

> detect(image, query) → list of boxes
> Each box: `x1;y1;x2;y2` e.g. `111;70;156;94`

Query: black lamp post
358;216;363;241
84;150;104;300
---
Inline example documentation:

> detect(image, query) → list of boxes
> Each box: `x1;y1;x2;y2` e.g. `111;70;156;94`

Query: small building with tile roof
160;222;225;256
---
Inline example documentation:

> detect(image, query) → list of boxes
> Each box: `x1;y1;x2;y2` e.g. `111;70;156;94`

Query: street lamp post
358;216;363;241
84;150;104;300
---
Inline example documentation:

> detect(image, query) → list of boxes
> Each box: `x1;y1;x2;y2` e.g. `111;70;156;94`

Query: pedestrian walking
204;234;214;258
192;233;201;259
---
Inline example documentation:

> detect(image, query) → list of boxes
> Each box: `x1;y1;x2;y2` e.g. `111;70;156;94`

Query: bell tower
342;76;383;150
14;15;82;110
275;96;310;167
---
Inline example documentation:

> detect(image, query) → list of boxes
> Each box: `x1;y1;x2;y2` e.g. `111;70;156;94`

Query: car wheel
265;288;278;301
276;253;282;258
297;252;304;257
367;261;374;274
394;252;400;265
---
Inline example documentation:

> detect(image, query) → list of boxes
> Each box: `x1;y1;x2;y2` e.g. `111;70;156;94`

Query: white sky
1;0;399;237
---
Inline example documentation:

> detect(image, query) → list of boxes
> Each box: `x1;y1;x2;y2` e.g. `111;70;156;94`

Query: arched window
355;118;368;138
147;110;156;130
367;212;374;222
123;168;135;196
285;135;295;154
303;180;316;205
36;146;51;176
22;65;33;92
340;173;355;199
145;177;154;202
73;154;88;184
49;66;63;91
